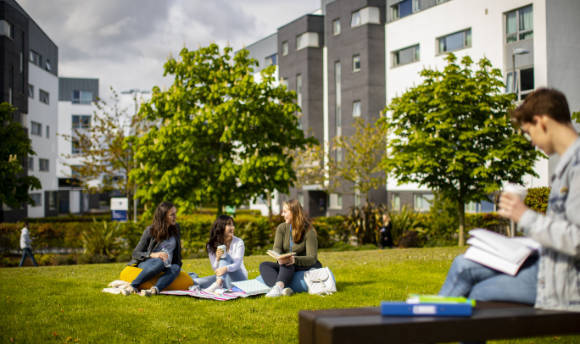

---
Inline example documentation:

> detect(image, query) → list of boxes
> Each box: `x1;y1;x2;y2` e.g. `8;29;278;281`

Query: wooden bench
299;302;580;344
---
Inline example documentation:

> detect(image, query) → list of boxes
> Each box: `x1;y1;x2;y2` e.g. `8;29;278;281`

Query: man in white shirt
19;222;38;267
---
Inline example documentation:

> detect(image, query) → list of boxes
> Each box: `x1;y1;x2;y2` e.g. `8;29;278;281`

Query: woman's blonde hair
284;199;312;243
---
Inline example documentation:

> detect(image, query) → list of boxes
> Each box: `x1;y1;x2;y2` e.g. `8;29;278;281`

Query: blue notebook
381;301;472;317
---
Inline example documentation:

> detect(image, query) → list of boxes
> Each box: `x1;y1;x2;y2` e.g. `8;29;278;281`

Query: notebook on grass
232;279;271;296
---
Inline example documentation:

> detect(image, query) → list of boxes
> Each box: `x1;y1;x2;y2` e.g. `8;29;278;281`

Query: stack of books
381;294;475;317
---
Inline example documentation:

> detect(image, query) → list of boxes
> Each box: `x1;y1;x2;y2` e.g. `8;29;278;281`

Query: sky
18;0;320;100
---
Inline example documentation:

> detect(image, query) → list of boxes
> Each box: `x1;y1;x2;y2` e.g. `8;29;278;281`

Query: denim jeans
19;248;38;267
193;255;247;289
439;254;539;304
131;258;180;291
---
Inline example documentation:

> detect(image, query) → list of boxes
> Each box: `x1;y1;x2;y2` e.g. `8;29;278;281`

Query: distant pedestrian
379;214;393;249
19;221;38;267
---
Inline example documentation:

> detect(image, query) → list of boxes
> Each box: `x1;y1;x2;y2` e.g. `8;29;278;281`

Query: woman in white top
194;215;248;291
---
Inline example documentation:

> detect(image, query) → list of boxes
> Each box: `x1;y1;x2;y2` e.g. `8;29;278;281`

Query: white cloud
18;0;320;100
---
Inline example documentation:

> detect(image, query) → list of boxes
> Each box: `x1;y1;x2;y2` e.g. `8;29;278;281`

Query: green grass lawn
1;247;578;343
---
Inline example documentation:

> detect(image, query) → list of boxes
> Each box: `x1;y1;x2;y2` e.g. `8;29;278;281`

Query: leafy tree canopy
132;44;315;215
380;54;541;245
0;102;41;222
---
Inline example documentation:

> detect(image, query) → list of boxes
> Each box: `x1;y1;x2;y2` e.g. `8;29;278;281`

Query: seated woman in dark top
125;201;182;296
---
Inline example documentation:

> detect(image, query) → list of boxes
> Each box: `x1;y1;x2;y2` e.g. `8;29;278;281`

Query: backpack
304;267;337;295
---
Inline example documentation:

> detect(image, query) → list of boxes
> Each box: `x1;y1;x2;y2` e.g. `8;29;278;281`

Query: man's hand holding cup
498;182;529;222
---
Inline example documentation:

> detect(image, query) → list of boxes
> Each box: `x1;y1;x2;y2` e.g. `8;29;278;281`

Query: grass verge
1;247;578;343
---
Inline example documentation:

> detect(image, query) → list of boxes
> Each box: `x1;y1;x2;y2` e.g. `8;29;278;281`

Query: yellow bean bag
119;266;193;290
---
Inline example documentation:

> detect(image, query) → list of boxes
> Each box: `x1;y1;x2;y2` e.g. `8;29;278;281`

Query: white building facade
26;18;59;218
57;77;99;214
385;0;580;211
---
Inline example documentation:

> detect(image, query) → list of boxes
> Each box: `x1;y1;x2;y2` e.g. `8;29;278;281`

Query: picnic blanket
102;280;250;301
161;287;249;301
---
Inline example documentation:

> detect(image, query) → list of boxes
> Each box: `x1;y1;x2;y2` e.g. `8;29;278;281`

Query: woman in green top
260;199;322;297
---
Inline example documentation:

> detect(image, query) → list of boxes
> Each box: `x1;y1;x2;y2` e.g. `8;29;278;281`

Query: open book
464;228;540;276
266;250;296;260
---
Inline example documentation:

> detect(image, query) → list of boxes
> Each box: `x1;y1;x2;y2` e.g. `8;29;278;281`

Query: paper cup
503;182;527;200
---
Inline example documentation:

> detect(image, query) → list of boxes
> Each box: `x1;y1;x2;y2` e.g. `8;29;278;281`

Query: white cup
217;245;227;259
503;182;528;200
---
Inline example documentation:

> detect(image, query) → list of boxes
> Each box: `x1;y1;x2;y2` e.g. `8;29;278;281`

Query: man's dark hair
511;88;571;125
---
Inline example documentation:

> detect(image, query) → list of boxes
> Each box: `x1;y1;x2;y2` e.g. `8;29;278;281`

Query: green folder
407;294;476;307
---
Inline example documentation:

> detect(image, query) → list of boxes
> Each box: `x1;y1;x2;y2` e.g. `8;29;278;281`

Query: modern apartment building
384;0;580;212
244;0;580;215
57;77;99;214
1;0;59;219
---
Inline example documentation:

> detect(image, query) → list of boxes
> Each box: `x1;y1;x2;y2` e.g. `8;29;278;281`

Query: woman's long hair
206;215;235;254
150;201;177;242
286;199;312;243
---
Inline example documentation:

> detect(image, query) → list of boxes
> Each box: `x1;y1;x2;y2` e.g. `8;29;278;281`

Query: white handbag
304;267;337;295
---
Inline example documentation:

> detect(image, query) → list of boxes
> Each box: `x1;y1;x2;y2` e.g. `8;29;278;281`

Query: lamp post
511;48;530;96
120;88;150;222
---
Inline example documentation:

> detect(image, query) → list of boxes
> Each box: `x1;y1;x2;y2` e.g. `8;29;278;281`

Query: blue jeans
439;254;539;304
193;255;247;289
131;258;180;291
19;248;38;267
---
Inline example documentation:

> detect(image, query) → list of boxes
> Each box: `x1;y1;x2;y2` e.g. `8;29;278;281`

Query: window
296;74;302;108
282;41;289;56
28;84;34;98
392;44;420;67
334;61;341;136
72;115;91;129
351;10;361;27
506;68;534;100
296;32;319;50
39;89;50;104
265;53;277;66
28;157;34;171
391;194;401;211
332;19;341;35
506;5;533;43
46;125;50;138
45;59;52;72
30;193;42;207
330;193;342;209
39;158;49;172
31;121;42;136
352;54;361;72
48;191;57;211
0;19;13;39
414;193;433;212
72;90;93;104
29;50;42;67
437;28;471;54
72;139;81;154
390;0;412;20
352;101;361;117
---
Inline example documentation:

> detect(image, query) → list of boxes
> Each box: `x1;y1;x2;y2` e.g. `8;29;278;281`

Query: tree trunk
216;198;223;218
457;201;465;247
0;207;4;223
267;192;273;219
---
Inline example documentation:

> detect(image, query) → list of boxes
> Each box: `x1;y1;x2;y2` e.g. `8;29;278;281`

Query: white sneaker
282;287;294;296
203;281;221;293
266;285;283;298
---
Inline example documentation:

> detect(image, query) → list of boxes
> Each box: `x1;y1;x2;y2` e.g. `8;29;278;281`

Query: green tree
132;44;315;215
60;89;147;220
328;117;387;204
380;54;540;246
0;103;41;222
